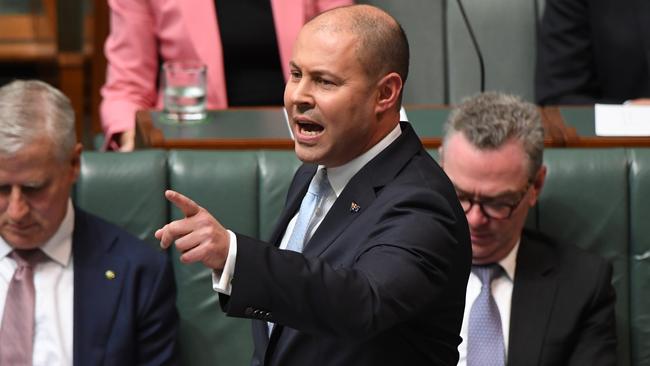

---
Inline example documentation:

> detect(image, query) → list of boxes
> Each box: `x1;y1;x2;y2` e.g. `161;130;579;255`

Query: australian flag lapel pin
350;201;361;213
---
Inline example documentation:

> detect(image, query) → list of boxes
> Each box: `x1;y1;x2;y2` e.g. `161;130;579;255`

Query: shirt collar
0;199;74;267
326;123;402;197
497;239;519;281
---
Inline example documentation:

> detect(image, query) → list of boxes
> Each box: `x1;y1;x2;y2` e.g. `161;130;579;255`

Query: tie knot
472;264;502;286
10;249;47;268
309;168;333;198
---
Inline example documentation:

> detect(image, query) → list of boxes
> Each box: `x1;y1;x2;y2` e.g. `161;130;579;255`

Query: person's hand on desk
155;190;230;270
107;129;136;152
627;98;650;105
119;129;136;152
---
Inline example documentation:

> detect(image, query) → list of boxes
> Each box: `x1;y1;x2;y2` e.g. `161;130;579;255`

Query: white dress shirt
0;199;74;366
457;241;520;366
213;123;403;295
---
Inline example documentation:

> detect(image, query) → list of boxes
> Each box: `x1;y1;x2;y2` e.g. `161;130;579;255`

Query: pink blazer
100;0;353;145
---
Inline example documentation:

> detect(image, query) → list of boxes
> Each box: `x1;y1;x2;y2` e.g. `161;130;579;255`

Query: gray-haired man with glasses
439;91;617;366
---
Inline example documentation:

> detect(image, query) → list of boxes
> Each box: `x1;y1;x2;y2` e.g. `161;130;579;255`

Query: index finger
165;190;201;217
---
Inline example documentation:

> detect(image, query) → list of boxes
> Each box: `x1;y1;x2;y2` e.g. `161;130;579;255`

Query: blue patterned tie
467;264;505;366
285;168;333;253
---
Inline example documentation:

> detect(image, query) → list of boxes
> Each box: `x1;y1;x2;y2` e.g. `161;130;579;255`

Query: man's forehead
0;169;49;187
293;26;359;65
299;19;355;44
0;142;63;176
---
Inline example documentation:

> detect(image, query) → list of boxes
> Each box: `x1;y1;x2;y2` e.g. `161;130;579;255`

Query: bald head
306;5;410;88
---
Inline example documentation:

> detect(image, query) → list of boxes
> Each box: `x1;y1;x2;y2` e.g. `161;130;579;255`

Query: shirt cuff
212;230;237;295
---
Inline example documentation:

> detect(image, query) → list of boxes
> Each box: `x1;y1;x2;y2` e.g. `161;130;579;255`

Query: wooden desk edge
136;107;650;149
135;110;165;148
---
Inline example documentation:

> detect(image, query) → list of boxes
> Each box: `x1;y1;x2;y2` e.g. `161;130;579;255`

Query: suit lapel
507;232;558;366
302;178;375;258
304;122;423;258
72;210;128;366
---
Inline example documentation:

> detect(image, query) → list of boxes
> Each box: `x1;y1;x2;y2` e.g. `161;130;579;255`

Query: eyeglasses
456;182;532;220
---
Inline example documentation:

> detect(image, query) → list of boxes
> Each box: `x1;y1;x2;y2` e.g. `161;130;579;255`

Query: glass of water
162;60;207;121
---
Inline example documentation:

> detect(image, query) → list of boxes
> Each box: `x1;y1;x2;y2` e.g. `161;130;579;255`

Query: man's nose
288;79;314;110
465;203;489;227
6;187;29;221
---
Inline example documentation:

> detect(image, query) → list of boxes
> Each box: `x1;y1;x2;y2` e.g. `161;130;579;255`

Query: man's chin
470;243;499;263
0;230;44;249
295;145;324;164
470;233;495;247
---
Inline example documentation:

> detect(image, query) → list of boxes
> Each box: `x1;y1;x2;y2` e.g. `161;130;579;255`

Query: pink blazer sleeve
100;0;160;145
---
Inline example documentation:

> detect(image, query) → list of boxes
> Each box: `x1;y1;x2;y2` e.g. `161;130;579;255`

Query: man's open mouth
297;121;324;136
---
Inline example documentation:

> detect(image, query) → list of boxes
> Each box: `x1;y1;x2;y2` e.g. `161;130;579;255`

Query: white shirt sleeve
212;230;237;295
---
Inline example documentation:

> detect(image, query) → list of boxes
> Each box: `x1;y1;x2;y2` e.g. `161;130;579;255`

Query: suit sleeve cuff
212;230;237;295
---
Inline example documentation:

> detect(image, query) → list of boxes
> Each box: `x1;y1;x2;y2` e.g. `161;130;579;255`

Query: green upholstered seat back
628;149;650;366
74;150;168;248
257;150;303;240
534;148;630;366
167;150;300;366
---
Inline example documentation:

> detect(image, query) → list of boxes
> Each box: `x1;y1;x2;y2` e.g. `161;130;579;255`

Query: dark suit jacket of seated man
156;4;472;366
0;79;178;365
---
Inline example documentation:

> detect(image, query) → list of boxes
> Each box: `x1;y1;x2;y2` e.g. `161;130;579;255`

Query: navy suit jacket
507;230;617;366
71;208;178;365
220;123;472;366
535;0;650;104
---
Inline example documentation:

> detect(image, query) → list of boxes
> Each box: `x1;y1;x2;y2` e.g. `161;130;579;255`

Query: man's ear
529;165;547;206
70;143;83;183
375;72;402;114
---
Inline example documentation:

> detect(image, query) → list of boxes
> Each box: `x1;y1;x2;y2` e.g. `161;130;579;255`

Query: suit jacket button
245;307;254;316
253;309;261;317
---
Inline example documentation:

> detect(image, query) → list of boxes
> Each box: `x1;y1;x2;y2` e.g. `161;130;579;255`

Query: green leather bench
74;148;650;366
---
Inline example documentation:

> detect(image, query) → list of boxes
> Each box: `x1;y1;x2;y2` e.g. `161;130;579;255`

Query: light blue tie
467;264;505;366
285;168;333;253
268;168;333;336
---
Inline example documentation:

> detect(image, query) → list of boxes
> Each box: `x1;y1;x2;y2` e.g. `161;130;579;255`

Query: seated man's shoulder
74;207;168;266
522;228;612;274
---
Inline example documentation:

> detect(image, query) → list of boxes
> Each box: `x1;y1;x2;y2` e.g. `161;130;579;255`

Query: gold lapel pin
350;202;361;213
105;270;116;280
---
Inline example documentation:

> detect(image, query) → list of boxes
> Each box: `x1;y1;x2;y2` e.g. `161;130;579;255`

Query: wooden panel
58;52;85;142
0;15;54;41
0;1;88;144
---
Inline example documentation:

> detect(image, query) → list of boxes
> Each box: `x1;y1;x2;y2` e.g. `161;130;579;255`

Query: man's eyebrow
22;180;47;188
289;61;339;79
453;185;521;200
